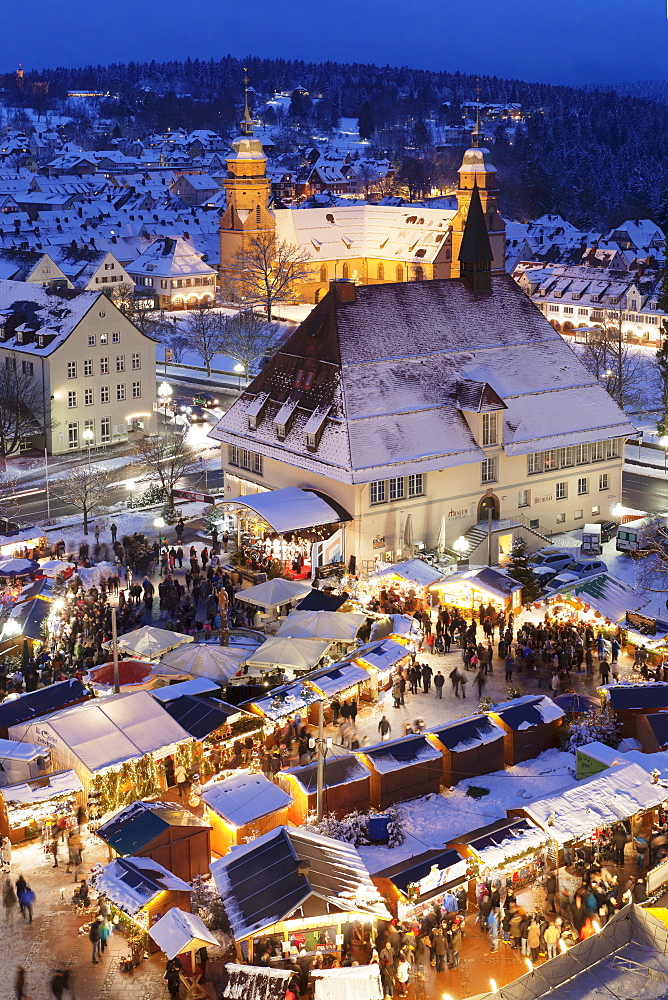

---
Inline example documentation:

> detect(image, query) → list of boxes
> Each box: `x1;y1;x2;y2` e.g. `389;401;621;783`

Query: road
622;470;668;514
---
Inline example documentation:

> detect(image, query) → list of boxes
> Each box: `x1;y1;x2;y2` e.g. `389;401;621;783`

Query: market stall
372;847;468;921
0;678;89;739
487;695;565;765
149;907;218;982
279;754;372;825
448;817;551;895
242;636;332;682
87;659;159;694
275;611;366;658
0;768;83;843
428;566;523;618
344;637;412;692
103;626;193;661
243;679;322;725
235;578;314;622
427;714;506;787
96;856;192;955
96;801;212;880
636;711;668;752
307;661;375;713
0;527;43;559
0;738;50;786
2;595;53;645
365;559;445;614
201;770;293;856
598;683;668;739
356;734;443;810
37;559;75;579
210;826;390;963
14;577;56;604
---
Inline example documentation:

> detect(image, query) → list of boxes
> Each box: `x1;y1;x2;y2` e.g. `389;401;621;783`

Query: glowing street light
82;426;94;462
661;435;668;471
234;363;245;390
158;381;173;424
453;536;469;563
154;516;165;552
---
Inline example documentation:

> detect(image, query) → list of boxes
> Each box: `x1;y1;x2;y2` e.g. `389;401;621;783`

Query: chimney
330;279;356;303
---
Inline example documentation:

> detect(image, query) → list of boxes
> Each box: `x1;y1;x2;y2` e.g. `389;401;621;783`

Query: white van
616;516;666;553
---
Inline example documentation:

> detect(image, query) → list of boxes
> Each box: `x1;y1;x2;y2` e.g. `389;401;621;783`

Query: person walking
474;668;486;699
545;921;560;961
3;879;16;924
378;716;392;741
421;662;432;694
599;658;610;685
432;927;447;973
18;884;34;923
110;523;117;544
174;762;188;799
434;671;445;698
175;519;185;544
450;666;461;698
89;916;102;963
392;675;402;709
527;920;541;962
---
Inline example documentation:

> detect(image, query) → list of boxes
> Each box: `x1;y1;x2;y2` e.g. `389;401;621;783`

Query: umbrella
552;693;600;714
155;644;247;684
103;626;193;660
149;907;218;961
0;558;38;577
235;578;313;609
87;659;157;691
38;560;74;578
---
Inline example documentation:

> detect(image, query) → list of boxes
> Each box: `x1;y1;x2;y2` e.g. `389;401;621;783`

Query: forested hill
4;55;668;229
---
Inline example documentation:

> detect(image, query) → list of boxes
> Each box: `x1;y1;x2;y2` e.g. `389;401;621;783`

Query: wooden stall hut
426;714;505;787
598;683;668;739
279;754;372;825
242;679;323;727
242;637;332;685
637;712;668;753
201;770;292;856
356;734;443;810
448;817;550;896
574;741;623;780
210;827;390;963
428;566;523;618
96;801;212;880
488;695;565;765
372;848;467;920
0;678;89;739
307;661;375;717
149;907;219;978
0;738;51;786
346;638;413;693
235;577;314;624
1;768;83;843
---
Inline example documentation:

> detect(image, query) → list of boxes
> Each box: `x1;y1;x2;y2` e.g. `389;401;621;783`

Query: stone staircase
463;518;552;560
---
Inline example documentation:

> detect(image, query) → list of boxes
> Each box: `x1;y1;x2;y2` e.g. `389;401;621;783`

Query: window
482;412;497;447
527;452;542;475
577;477;588;495
67;361;77;379
100;357;109;375
555;481;567;500
112;332;120;344
161;279;168;289
556;512;566;524
563;306;573;315
606;438;619;458
560;446;574;467
4;357;15;372
342;263;349;279
68;422;78;450
132;381;141;398
100;386;109;404
88;335;95;346
549;304;559;312
131;352;141;370
544;449;557;471
518;489;530;508
67;390;77;408
319;265;327;282
84;388;94;406
591;505;600;515
22;360;33;376
389;477;404;500
84;418;95;443
414;265;424;282
590;441;604;462
599;473;609;491
578;308;589;316
100;416;111;444
574;508;583;519
396;266;403;282
377;263;384;280
84;359;93;377
116;384;125;401
104;262;114;270
481;457;497;483
575;444;588;465
100;334;108;345
407;474;423;497
116;355;125;372
228;446;263;476
370;480;386;504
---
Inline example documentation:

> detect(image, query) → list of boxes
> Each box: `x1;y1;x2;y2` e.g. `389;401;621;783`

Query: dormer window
16;331;23;344
38;334;44;348
482;412;497;447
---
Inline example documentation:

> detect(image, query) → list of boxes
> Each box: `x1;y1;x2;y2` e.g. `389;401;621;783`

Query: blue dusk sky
4;0;668;85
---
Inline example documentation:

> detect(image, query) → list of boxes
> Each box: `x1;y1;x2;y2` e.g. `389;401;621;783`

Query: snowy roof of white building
127;235;215;278
0;281;107;355
209;276;634;484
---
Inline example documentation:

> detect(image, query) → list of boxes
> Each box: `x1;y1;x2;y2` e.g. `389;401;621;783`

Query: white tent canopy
244;636;332;671
368;559;444;589
149;908;218;961
153;643;247;684
217;486;350;533
276;610;365;642
104;626;193;660
236;578;314;609
37;559;74;578
311;965;384;1000
7;691;191;779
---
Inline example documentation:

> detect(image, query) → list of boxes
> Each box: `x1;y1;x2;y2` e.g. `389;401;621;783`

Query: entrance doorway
477;493;500;522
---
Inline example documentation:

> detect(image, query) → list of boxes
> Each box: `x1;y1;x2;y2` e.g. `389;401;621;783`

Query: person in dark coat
434;671;445;698
421;663;432;693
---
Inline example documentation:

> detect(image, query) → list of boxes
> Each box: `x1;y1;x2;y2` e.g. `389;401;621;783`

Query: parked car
533;566;559;585
597;520;618;543
184;404;207;423
193;391;220;407
567;558;608;577
532;550;574;573
167;397;193;413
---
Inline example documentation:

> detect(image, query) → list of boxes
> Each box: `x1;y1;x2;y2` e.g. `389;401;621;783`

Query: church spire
241;67;253;136
458;179;493;293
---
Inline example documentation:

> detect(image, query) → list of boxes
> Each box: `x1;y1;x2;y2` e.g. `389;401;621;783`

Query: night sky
6;0;668;85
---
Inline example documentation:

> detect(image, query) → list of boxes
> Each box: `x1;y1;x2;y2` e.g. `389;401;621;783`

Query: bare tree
102;284;168;338
54;466;110;535
224;231;313;320
216;310;279;380
632;517;668;595
579;319;649;411
183;305;223;376
135;428;198;515
0;355;51;460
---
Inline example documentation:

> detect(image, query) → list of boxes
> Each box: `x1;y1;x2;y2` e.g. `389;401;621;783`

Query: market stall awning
0;679;89;731
37;560;74;578
428;714;505;752
1;768;82;805
429;566;522;600
245;680;322;721
88;659;158;692
490;694;565;730
283;753;372;793
368;559;445;589
151;678;220;703
210;826;390;942
15;578;56;604
296;590;348;612
452;817;549;872
149;908;218;961
97;856;191;915
218;487;352;533
0;558;38;577
276;610;365;642
236;578;314;610
545;572;646;621
104;626;193;660
201;770;292;825
0;737;45;762
523;762;667;845
311;967;384;1000
375;848;467;899
307;662;372;697
163;695;253;740
154;643;246;684
346;638;411;674
4;596;52;639
244;636;331;671
371;614;421;641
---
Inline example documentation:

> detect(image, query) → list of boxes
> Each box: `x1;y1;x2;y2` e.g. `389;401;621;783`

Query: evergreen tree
505;539;542;602
563;707;621;751
357;100;375;140
656;240;668;435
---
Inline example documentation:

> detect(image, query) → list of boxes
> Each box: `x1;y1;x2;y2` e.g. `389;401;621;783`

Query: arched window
342;262;349;280
414;265;424;282
314;288;321;303
396;265;404;282
377;263;384;280
319;264;327;282
255;204;261;227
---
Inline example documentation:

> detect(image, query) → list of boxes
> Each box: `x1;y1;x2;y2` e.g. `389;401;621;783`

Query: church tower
219;75;275;291
448;112;505;277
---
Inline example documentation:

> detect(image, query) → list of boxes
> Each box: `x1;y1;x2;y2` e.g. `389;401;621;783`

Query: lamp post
233;363;244;391
453;535;469;566
82;426;94;462
154;516;165;556
158;381;172;426
661;436;668;472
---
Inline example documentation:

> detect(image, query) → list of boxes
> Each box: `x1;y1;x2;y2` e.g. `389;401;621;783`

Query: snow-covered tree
386;807;405;847
506;539;542;601
54;465;110;535
216;310;279;380
562;707;621;752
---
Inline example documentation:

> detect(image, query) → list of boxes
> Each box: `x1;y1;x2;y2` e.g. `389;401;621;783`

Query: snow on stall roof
428;714;505;753
201;770;292;825
220;487;350;533
2;768;82;805
0;737;45;761
360;734;442;773
284;753;372;794
311;965;384;1000
491;695;565;729
368;559;445;588
276;610;365;642
221;963;292;1000
97;856;191;915
149;908;218;960
471;821;551;872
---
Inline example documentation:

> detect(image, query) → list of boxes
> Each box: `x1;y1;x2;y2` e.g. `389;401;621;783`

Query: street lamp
453;536;469;562
233;363;244;390
82;426;94;462
158;381;173;424
154;516;165;554
661;436;668;471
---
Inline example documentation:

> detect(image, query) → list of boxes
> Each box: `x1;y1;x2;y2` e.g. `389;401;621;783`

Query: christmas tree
506;538;542;601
